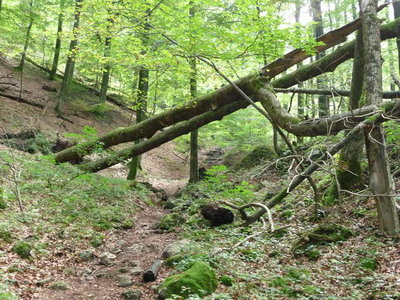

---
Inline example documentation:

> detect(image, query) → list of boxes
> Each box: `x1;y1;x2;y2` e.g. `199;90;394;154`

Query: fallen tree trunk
0;91;45;109
80;101;246;172
54;18;400;164
274;87;400;99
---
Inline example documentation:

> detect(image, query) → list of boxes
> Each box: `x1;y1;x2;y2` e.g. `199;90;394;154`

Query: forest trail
34;207;177;300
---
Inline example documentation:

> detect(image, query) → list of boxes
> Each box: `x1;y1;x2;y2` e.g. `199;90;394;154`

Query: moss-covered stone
12;241;32;258
292;224;353;257
233;145;277;170
0;229;13;243
158;262;217;299
220;275;234;286
156;213;186;231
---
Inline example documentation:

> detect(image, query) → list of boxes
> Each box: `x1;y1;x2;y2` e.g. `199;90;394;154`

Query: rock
128;260;140;267
117;275;133;287
122;289;142;300
78;249;95;261
119;267;129;273
162;239;191;259
99;252;116;266
111;248;122;254
158;262;217;299
12;241;32;258
130;267;143;276
156;213;186;232
201;205;234;226
49;281;71;291
118;240;128;248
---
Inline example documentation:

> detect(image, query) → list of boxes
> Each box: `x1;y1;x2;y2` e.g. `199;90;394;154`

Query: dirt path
35;207;177;300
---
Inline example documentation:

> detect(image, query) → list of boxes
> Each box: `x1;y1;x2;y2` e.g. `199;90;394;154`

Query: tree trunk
361;0;399;235
393;1;400;74
311;0;329;117
49;0;65;81
54;18;400;164
188;1;199;183
55;0;83;116
18;0;34;70
295;2;304;144
127;13;150;180
99;13;114;102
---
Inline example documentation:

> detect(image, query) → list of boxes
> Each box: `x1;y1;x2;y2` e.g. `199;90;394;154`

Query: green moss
0;230;13;243
292;224;353;257
156;213;186;231
12;241;32;258
158;262;217;299
306;249;321;261
233;145;277;170
90;234;104;248
360;257;378;270
220;275;234;286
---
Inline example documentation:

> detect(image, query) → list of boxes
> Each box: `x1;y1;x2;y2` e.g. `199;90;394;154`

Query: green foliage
0;229;13;243
12;241;32;258
63;126;99;144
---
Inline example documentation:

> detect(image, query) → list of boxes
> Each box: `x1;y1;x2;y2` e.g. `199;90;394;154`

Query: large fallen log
54;18;400;164
274;87;400;99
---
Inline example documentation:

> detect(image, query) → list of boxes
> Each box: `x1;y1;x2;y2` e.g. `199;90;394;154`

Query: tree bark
18;0;34;70
274;88;400;99
126;11;150;180
54;18;400;164
49;0;65;81
361;0;399;235
55;0;83;116
99;11;114;102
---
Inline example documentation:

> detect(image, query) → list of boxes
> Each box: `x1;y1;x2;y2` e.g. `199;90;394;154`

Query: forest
0;0;400;299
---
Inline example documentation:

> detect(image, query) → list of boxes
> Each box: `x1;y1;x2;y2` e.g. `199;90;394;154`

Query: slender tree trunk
49;0;65;81
295;2;304;144
18;0;34;70
99;13;114;102
311;0;329;117
56;0;83;116
0;0;3;12
188;1;199;183
127;13;150;180
393;1;400;74
361;0;399;235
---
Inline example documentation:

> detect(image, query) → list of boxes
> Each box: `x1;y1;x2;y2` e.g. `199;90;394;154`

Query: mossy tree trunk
55;0;83;116
49;0;65;81
361;0;399;235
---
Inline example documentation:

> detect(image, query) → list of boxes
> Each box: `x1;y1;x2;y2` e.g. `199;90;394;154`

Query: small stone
128;260;140;267
94;271;107;278
162;239;191;259
117;275;133;287
49;281;71;291
118;241;127;248
86;276;95;281
78;249;95;261
99;252;116;266
111;248;122;254
122;289;142;300
130;267;143;276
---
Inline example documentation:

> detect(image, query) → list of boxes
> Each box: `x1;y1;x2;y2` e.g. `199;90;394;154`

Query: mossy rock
0;230;13;243
220;275;234;286
232;145;276;170
292;224;353;256
12;241;32;258
158;262;217;299
156;213;186;231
